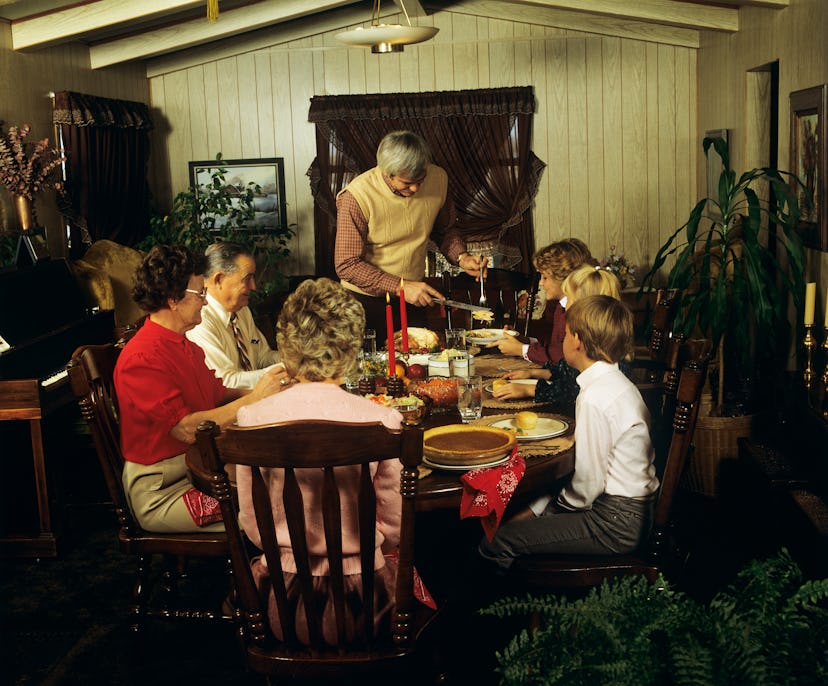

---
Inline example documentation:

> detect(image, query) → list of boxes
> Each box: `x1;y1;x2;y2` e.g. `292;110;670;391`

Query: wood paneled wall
697;0;828;354
148;9;698;278
0;22;149;257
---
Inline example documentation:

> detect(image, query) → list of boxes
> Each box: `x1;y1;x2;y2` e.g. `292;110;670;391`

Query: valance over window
308;86;545;277
53;91;152;253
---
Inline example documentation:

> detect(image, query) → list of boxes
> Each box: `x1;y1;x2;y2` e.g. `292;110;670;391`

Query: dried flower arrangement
0;122;64;201
600;245;636;288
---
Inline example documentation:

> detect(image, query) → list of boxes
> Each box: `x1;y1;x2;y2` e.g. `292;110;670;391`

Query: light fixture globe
335;24;439;53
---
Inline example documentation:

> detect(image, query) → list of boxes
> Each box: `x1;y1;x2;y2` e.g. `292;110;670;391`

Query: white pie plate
488;417;569;441
422;453;511;471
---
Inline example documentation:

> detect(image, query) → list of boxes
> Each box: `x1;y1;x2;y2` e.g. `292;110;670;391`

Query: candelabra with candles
822;327;828;386
803;324;815;387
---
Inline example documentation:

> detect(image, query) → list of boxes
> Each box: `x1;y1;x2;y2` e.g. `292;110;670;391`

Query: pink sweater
236;382;403;576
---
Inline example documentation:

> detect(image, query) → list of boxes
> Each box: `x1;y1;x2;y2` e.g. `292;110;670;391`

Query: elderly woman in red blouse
114;244;289;533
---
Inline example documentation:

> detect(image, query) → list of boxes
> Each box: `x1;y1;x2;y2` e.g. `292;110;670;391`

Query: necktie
229;313;252;371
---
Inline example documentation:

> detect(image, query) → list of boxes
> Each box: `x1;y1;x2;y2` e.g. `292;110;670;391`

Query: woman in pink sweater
236;277;403;646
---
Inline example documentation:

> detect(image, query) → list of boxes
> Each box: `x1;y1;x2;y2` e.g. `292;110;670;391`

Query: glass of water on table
456;375;483;423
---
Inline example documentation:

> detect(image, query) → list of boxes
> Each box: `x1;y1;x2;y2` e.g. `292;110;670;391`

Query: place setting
470;411;575;458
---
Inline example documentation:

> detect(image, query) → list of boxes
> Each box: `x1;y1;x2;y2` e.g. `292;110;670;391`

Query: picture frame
188;157;287;233
705;128;728;219
789;84;827;251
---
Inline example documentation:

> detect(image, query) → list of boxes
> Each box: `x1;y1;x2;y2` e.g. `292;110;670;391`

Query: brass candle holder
822;327;828;386
803;324;815;387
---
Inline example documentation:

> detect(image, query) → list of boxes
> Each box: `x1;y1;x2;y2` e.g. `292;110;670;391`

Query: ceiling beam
690;0;788;7
146;4;384;78
394;0;428;16
89;0;361;69
436;0;700;48
508;0;738;32
11;0;204;50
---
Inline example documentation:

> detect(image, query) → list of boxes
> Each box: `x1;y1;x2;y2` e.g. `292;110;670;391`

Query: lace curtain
307;86;545;278
52;91;153;254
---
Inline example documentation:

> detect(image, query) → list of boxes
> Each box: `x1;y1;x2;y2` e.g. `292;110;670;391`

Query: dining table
186;350;575;516
406;347;575;513
415;403;574;513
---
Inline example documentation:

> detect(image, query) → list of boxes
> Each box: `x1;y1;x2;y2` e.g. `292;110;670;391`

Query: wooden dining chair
67;343;231;632
193;419;446;683
632;288;683;382
507;351;709;591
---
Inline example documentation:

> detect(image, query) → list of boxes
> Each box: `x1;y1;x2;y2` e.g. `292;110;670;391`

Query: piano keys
0;258;115;557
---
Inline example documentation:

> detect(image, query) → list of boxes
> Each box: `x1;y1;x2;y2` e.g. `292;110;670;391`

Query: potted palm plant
639;138;806;494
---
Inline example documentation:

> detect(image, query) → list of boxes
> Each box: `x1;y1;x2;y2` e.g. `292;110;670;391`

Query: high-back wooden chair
508;352;709;591
193;418;444;682
67;343;230;632
632;288;683;382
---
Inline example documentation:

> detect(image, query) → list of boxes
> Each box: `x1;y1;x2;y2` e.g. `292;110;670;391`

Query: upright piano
0;259;114;556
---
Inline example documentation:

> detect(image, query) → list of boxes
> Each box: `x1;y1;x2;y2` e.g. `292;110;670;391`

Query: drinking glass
343;356;361;393
362;328;377;355
456;375;483;423
445;328;466;351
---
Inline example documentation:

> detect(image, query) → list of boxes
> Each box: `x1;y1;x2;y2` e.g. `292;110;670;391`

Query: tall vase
13;194;34;233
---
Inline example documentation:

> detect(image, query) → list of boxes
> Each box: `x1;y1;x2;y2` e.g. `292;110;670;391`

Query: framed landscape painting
789;85;827;251
189;157;288;233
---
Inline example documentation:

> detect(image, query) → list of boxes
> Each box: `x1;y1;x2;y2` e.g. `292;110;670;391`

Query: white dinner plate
488;417;569;441
465;329;507;344
422;453;511;471
484;379;539;394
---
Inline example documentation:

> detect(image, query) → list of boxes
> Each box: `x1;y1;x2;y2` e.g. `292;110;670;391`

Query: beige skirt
122;454;225;533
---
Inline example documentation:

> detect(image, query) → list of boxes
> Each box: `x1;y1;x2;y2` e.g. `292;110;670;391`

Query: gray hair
376;130;431;178
204;242;253;278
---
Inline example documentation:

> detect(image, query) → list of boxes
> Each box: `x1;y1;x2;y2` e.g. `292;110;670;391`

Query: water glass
445;328;467;351
456;375;483;423
362;328;377;355
344;357;361;394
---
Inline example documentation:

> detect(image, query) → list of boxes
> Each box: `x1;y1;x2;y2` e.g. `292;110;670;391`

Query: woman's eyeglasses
184;288;208;300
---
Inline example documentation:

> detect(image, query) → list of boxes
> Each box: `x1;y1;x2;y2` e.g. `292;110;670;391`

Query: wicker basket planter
684;407;754;497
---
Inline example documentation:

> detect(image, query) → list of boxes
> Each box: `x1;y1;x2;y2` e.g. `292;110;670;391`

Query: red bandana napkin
182;486;223;527
459;446;525;540
384;548;437;610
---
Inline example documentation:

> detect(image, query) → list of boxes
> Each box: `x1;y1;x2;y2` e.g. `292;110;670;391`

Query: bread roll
514;411;538;430
492;379;509;391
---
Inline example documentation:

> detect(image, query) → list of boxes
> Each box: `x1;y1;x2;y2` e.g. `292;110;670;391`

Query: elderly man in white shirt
187;242;281;389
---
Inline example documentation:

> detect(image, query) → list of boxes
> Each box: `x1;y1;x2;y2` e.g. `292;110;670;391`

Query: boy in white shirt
479;294;658;571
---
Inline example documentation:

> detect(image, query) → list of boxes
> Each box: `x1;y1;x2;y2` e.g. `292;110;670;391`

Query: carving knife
431;298;492;313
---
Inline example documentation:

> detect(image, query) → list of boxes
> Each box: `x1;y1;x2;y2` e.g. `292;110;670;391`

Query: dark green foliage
0;230;16;268
639;138;807;414
138;153;294;297
483;550;828;686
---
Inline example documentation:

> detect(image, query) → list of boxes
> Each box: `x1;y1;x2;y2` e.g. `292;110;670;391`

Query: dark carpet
1;482;787;686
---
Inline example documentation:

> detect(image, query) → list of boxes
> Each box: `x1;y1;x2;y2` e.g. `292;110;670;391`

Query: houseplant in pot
639;137;806;494
138;153;294;299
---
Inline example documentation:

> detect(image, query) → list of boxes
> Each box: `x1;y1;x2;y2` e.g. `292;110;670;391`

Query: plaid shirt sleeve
335;190;401;296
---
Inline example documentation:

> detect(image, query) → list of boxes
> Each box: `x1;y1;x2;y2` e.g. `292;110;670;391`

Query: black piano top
0;259;114;380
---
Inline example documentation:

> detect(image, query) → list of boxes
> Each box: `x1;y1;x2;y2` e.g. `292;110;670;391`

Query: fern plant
138;153;294;297
483;549;828;686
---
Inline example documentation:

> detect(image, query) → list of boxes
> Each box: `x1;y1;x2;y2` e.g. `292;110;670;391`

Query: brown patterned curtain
307;86;545;278
52;91;153;255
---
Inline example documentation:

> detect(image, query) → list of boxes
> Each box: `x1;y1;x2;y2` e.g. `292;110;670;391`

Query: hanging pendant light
336;0;438;53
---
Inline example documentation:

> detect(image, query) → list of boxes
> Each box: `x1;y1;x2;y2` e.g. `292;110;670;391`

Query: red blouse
526;300;566;366
114;318;225;465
